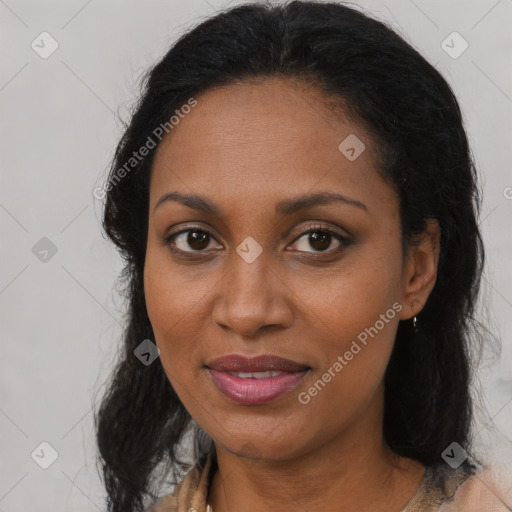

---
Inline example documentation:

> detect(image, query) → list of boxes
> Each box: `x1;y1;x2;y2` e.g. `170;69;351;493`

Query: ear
398;218;441;321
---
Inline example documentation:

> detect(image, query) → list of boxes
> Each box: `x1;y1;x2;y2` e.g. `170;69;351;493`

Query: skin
144;78;441;512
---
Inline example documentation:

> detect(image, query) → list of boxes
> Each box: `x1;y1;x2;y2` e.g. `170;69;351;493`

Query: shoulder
439;466;512;511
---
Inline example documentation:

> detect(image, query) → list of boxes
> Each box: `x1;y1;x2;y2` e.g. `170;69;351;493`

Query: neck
207;389;425;512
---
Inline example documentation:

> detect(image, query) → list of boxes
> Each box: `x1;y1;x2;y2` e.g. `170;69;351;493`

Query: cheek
143;248;217;390
306;247;402;341
300;248;402;400
294;297;400;446
143;244;207;334
144;254;177;336
144;251;191;368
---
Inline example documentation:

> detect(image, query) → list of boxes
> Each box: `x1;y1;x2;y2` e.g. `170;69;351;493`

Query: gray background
1;0;511;510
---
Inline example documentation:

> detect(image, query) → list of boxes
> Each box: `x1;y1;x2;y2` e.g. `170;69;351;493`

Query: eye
290;224;350;254
163;228;220;254
163;224;352;257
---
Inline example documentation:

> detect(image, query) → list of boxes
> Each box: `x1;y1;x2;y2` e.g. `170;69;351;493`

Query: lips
206;354;309;373
206;354;310;405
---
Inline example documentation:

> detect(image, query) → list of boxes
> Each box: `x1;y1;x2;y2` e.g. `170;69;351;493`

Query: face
144;78;438;461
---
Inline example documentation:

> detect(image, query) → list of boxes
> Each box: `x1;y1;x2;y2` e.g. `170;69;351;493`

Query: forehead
149;78;394;217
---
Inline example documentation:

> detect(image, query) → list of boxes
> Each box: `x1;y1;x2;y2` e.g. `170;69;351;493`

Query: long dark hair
94;1;486;510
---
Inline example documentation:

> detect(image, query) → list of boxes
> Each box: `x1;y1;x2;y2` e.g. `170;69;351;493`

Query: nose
211;252;293;338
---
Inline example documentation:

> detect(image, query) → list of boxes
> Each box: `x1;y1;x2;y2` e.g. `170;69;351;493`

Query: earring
412;315;417;329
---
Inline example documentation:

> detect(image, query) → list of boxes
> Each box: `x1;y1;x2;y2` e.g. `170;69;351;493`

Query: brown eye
307;231;332;252
292;227;347;253
164;229;215;252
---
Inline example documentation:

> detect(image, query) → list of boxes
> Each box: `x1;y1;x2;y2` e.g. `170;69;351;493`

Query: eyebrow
153;191;368;215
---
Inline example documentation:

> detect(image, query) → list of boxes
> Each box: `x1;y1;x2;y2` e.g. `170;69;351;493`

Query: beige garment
439;466;512;512
145;451;512;512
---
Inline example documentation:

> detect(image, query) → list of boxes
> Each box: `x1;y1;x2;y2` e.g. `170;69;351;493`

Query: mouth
205;354;311;405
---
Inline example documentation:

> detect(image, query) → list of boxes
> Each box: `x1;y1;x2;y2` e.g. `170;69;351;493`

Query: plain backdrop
1;1;511;510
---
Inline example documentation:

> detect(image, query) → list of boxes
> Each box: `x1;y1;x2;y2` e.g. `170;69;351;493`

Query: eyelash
162;223;352;258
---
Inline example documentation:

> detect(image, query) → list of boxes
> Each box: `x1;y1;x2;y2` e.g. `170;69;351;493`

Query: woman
94;1;510;511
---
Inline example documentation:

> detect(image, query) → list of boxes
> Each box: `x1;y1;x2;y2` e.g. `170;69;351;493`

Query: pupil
188;231;209;250
310;231;330;251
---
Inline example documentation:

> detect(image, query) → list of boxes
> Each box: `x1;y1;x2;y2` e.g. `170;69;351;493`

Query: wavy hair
94;1;486;510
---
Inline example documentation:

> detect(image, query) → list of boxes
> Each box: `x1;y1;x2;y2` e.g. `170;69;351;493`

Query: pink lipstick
206;354;310;405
